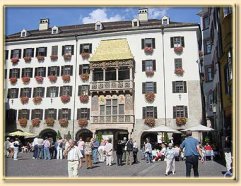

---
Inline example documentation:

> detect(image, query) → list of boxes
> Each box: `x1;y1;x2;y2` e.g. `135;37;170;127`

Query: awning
144;125;181;133
181;125;214;132
89;39;134;62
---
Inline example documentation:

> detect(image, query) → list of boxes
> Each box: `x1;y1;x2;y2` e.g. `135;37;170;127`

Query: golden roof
89;39;134;62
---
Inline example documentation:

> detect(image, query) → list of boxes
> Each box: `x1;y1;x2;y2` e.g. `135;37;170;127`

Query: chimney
138;8;148;22
39;18;49;31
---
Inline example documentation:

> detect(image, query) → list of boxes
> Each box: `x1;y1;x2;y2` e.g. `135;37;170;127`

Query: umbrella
181;125;214;132
144;125;181;133
23;131;37;138
8;131;25;136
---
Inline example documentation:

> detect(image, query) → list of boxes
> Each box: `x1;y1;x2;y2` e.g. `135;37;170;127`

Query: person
133;140;138;164
121;137;127;162
9;139;14;158
92;138;100;164
116;140;123;166
145;139;152;163
43;137;51;160
104;138;113;166
32;136;39;159
56;137;63;159
63;139;83;177
180;130;204;177
173;145;181;161
84;137;93;169
125;138;133;165
13;138;20;160
224;136;232;177
98;139;105;162
77;138;85;158
4;137;10;157
204;142;213;160
160;143;167;161
164;143;176;176
37;137;44;159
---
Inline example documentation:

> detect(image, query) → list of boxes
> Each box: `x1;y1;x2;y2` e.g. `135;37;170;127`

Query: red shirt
204;145;212;150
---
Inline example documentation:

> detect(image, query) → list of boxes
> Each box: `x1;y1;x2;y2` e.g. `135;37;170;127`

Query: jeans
13;147;18;160
57;147;63;159
185;155;199;177
44;147;51;160
33;145;38;159
116;153;123;165
145;152;152;163
92;148;98;163
38;145;44;159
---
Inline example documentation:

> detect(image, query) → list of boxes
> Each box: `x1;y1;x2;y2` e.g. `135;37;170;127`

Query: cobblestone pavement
5;152;227;178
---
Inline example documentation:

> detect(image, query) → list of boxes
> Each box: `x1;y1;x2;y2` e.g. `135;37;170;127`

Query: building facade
5;9;202;148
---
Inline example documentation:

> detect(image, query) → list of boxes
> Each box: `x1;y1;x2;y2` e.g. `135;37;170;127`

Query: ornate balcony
90;80;133;93
91;115;134;124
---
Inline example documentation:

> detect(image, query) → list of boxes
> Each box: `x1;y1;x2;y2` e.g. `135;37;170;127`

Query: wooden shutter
58;109;62;120
170;37;174;48
172;82;176;93
21;69;24;77
152;38;155;48
44;109;48;119
61;66;64;76
57;66;60;76
69;86;72;96
31;110;35;120
181;37;185;47
153;60;156;71
68;109;71;120
55;87;59;97
5;50;9;60
46;87;50;97
54;109;57;119
185;106;188;118
10;50;14;58
80;44;83;54
60;87;63;96
142;61;145;71
173;106;176;118
30;68;33;78
43;47;47;56
17;69;20;78
28;88;32;98
78;86;82;96
62;46;65;56
71;45;74;55
79;65;83;75
141;39;145;49
36;48;39;56
142;83;146;94
9;69;12;78
33;88;36;97
41;87;45;97
89;44;92;53
23;49;26;57
70;66;73;75
87;108;90;120
88;85;90;95
184;81;187;93
47;67;50;76
31;48;34;57
154;82;157;93
34;68;37;77
142;107;146;119
154;107;157;119
39;109;43;120
18;49;22;58
43;67;46;77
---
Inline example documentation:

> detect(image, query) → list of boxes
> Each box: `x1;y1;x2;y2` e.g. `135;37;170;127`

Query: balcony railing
91;115;134;124
90;80;133;92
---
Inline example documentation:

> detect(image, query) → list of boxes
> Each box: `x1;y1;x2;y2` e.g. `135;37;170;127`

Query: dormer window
162;16;170;25
21;29;27;37
95;22;103;31
132;19;140;27
52;26;59;34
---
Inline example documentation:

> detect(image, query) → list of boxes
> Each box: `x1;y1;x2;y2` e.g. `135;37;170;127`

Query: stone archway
140;132;158;149
75;129;93;142
39;128;57;142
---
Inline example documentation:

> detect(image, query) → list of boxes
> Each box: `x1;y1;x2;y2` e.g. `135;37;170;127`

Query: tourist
133;140;138;164
98;139;105;162
180;130;204;177
13;138;20;160
224;136;232;177
77;137;85;158
173;145;181;161
160;143;167;161
104;138;113;166
125;138;133;165
37;137;44;159
4;137;10;157
164;143;176;176
116;140;123;166
121;137;127;162
56;137;64;159
63;139;83;177
43;137;51;160
92;138;100;164
9;139;14;158
32;136;39;159
145;139;152;163
84;137;93;169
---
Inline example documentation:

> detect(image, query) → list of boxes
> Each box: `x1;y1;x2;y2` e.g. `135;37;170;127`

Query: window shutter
89;44;92;53
44;47;47;56
36;48;39;57
41;87;45;97
172;82;176;93
9;69;12;78
181;37;185;47
88;85;90;95
142;83;146;94
19;49;22;58
56;87;59;97
70;86;72;96
43;67;46;77
142;61;145;72
17;69;20;78
47;87;50;97
16;89;19;98
153;60;156;71
87;65;90;74
34;68;37;77
152;38;155;48
21;69;24;77
154;107;157;119
173;106;176;118
184;81;187;93
70;66;73;75
30;68;33;78
31;48;34;57
80;44;83;54
47;67;50;76
185;106;188;118
60;87;63;96
62;46;65;56
141;39;144;49
10;50;14;59
78;86;82;96
170;37;174;48
31;110;34;120
58;109;62;120
61;66;64;76
142;107;146;119
68;109;71;120
40;109;43;120
57;66;60;76
154;82;157;93
23;49;26;57
79;65;83;75
33;88;36;97
71;45;74;55
54;109;57;119
5;50;9;60
28;88;32;98
87;108;90;120
45;109;48;119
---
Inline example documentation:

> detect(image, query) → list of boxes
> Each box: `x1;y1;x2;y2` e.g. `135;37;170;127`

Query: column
89;69;93;82
103;68;106;81
116;67;119;81
129;67;133;81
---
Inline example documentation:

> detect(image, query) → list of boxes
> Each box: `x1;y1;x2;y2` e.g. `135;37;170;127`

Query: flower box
35;76;43;83
78;118;88;127
176;117;187;126
59;118;68;127
21;96;29;104
175;68;184;76
11;57;19;64
33;96;42;104
144;47;153;54
48;75;57;82
81;52;90;59
174;46;183;53
24;56;32;63
144;117;155;127
10;77;17;84
22;76;30;84
45;117;55;126
61;95;70;103
62;75;70;82
63;54;72;61
79;95;89;103
37;55;45;62
145;70;154;77
145;92;155;103
80;73;89;81
19;118;27;127
50;55;58;61
32;118;40;127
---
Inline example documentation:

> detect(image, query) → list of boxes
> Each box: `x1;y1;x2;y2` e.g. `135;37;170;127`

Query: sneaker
32;157;35;159
165;173;168;176
172;172;175;175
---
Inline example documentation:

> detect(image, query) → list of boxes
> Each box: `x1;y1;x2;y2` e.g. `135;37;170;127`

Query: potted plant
11;57;19;64
19;118;27;127
59;118;68;127
175;67;184;76
61;95;70;103
144;117;155;127
81;52;90;59
32;118;40;127
33;96;42;104
78;118;88;127
62;74;70;82
63;54;72;61
35;76;43;83
174;46;183;53
20;96;29;104
10;77;17;84
45;117;55;127
50;55;58;61
79;95;89;103
24;56;31;63
80;73;89;81
145;92;155;103
144;47;153;54
176;117;187;126
37;55;45;62
22;76;30;84
48;75;57;82
145;70;154;77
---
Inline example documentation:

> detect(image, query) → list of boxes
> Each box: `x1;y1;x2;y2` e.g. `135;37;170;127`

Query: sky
5;7;201;35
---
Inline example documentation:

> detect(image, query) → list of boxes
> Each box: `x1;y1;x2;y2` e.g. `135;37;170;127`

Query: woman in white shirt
104;138;113;166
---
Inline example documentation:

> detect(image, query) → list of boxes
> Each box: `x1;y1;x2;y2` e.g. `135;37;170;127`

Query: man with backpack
125;138;133;165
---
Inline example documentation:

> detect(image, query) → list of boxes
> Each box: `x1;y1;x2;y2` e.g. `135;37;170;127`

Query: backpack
59;142;63;148
126;141;133;151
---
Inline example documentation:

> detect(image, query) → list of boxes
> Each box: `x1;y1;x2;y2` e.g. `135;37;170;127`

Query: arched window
95;21;103;31
21;29;27;37
52;26;59;34
132;19;140;27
